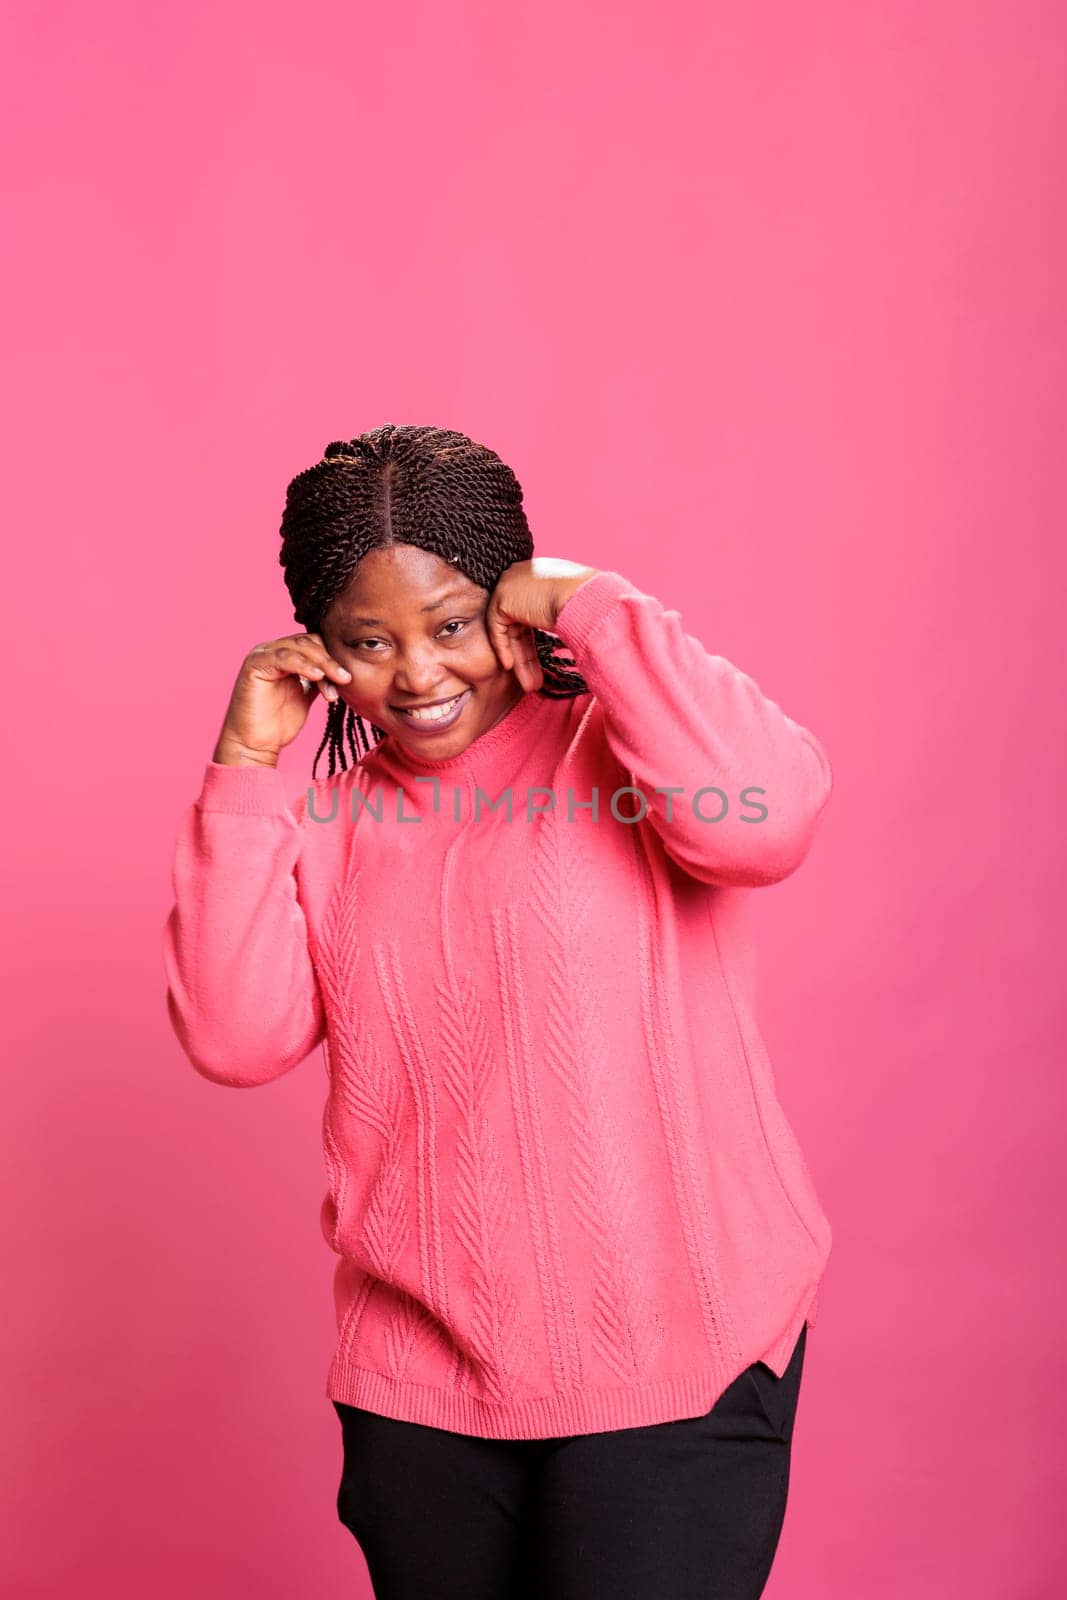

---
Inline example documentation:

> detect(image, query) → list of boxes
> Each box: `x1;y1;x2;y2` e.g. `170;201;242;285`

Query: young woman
163;423;834;1600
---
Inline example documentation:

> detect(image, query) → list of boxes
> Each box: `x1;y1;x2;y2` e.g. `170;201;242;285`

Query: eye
344;619;472;652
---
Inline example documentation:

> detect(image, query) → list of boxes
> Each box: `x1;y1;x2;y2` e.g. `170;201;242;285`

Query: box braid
278;423;591;778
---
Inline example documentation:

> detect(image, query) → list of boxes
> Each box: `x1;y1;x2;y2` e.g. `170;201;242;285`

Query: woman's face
320;543;525;760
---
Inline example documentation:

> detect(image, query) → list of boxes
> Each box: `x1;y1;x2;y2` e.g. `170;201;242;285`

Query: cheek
467;633;511;681
336;658;385;713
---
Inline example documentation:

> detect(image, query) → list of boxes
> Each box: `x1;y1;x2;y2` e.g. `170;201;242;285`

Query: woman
163;423;834;1599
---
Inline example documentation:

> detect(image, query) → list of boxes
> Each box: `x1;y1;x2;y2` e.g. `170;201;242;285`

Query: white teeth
400;693;463;723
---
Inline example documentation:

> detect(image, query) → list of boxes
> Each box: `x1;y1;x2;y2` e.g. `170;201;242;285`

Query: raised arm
162;761;326;1087
552;570;833;888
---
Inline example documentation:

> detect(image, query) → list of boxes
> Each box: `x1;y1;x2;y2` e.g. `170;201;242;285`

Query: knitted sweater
162;569;834;1440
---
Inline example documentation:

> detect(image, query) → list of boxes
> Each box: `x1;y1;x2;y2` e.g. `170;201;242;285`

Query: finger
501;622;534;691
299;631;350;695
511;625;543;692
298;673;339;703
485;603;514;671
269;644;351;690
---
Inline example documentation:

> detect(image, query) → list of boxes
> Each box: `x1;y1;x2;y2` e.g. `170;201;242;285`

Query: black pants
332;1325;806;1599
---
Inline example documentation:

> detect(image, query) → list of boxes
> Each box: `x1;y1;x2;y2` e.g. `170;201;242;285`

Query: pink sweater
163;569;834;1440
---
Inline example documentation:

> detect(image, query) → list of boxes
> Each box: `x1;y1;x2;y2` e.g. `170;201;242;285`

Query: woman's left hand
486;559;600;691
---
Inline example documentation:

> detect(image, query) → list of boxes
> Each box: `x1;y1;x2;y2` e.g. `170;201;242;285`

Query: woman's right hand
212;632;353;766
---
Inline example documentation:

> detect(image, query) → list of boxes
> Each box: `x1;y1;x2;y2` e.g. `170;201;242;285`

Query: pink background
3;1;1064;1595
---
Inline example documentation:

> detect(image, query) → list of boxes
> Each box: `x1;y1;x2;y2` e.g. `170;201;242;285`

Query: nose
391;640;452;697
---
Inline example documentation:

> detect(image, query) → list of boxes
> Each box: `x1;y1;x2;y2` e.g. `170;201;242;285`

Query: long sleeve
552;570;833;888
162;760;326;1087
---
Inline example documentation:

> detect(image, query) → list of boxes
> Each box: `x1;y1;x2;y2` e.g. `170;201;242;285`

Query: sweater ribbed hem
552;569;644;661
760;1295;818;1376
325;1291;820;1439
328;1358;738;1440
196;760;291;815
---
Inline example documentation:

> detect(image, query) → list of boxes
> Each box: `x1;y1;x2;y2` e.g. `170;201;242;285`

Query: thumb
486;603;516;671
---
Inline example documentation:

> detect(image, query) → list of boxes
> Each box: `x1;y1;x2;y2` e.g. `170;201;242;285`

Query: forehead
324;544;484;627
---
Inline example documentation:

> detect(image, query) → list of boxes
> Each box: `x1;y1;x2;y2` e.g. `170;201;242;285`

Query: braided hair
278;423;590;778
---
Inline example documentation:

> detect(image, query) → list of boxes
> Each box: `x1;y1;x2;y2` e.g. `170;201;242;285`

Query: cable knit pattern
162;570;834;1439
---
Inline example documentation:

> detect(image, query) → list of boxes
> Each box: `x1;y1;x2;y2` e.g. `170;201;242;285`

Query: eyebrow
342;591;476;628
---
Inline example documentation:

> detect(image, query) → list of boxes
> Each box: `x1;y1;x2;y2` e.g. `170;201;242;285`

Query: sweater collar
369;685;549;780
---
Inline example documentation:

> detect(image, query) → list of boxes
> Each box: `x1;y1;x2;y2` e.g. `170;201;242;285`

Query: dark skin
214;545;599;767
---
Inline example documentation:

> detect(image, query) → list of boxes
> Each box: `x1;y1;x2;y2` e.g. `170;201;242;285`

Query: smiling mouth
392;689;470;725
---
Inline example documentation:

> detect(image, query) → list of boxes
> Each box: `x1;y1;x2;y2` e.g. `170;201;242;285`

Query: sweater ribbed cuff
196;760;293;815
552;569;643;660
